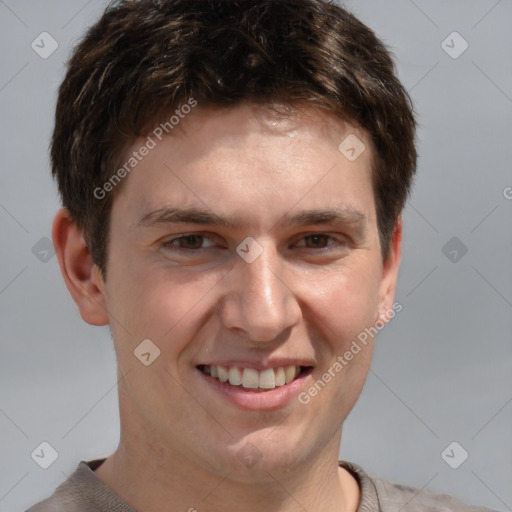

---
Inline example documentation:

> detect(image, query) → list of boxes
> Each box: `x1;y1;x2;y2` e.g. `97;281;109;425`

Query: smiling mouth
197;364;312;390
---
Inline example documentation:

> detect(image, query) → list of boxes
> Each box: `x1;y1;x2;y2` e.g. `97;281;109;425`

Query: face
97;104;400;478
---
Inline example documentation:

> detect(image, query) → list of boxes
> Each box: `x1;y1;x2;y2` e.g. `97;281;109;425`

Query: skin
53;103;402;512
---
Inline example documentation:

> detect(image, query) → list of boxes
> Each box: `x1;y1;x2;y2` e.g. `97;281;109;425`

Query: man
27;0;496;510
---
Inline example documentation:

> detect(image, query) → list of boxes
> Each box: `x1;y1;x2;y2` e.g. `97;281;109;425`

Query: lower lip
197;368;311;411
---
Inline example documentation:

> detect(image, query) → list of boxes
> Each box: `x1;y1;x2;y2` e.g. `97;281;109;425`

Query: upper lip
196;359;314;371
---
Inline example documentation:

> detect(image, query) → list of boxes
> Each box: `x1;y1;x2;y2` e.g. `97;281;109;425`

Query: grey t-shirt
26;458;497;512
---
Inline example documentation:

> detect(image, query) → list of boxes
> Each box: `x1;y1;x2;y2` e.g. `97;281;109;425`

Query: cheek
300;257;382;349
296;264;380;419
105;258;226;361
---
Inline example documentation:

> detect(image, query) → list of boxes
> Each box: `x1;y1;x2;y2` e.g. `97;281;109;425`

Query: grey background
1;0;511;510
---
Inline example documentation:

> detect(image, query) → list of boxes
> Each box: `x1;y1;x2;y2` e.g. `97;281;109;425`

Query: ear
377;216;402;321
52;208;109;326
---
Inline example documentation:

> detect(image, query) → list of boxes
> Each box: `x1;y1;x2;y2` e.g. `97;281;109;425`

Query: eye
295;234;339;249
163;234;217;250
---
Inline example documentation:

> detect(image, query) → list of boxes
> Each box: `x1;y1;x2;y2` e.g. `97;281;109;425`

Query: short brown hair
52;0;417;276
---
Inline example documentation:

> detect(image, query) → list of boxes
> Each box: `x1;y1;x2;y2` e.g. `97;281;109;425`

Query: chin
209;431;304;479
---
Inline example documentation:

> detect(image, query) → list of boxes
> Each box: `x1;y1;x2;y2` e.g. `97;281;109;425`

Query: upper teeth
203;365;301;389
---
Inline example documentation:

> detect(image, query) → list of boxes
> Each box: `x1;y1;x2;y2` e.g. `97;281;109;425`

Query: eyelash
162;233;346;252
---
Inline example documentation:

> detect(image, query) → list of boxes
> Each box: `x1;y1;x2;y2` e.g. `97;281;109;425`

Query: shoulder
25;459;135;512
25;491;85;512
340;461;498;512
372;475;498;512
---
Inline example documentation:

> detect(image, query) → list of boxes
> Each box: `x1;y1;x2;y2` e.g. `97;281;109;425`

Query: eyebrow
136;205;367;233
137;207;238;230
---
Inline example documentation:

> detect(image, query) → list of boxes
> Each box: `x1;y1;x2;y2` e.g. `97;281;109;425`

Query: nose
219;244;302;344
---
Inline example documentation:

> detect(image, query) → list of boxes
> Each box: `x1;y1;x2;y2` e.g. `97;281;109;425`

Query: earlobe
377;217;403;320
52;208;110;326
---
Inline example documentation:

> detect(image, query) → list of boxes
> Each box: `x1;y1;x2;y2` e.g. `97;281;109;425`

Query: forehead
111;103;376;228
165;102;369;162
